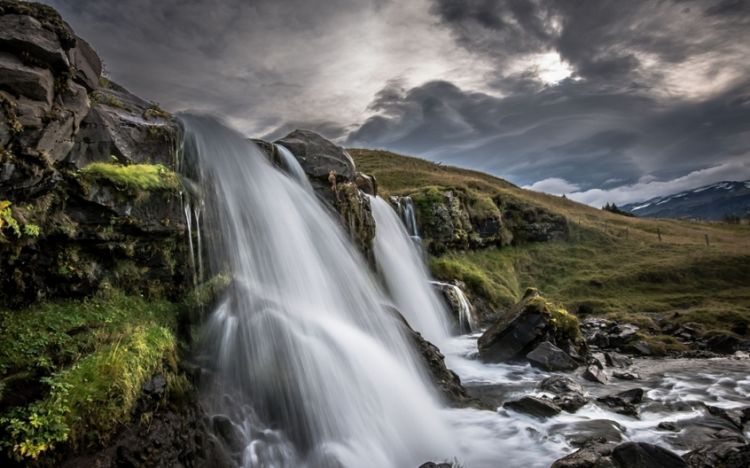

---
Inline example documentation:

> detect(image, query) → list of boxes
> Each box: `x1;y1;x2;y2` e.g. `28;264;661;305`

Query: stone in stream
597;388;644;417
583;364;609;384
503;395;562;418
626;341;653;356
418;463;453;468
539;375;590;413
526;341;579;371
657;421;680;432
550;419;626;447
706;405;745;431
612;442;686;467
613;370;640;380
551;442;619;468
683;440;750;468
604;352;633;368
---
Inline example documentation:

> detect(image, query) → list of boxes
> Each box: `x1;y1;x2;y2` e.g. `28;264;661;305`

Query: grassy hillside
351;148;750;344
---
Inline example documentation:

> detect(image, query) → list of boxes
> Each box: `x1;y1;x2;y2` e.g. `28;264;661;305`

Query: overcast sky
47;0;750;206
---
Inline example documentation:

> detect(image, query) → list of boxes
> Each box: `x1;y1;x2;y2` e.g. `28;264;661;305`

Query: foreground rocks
478;288;586;365
552;441;686;468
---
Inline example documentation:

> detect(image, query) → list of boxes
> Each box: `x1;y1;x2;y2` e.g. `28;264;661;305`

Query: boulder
583;365;609;384
551;443;618;468
67;36;101;91
418;463;452;468
478;288;585;363
0;13;69;70
704;332;740;354
550;419;626;447
683;441;750;468
503;395;561;419
527;341;579;371
597;388;644;416
613;371;640;380
604;352;633;368
540;375;590;412
275;128;356;183
0;52;54;104
611;442;686;468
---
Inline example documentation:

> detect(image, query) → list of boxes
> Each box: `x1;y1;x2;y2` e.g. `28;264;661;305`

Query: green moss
79;163;180;192
142;103;171;120
90;91;125;110
0;293;181;460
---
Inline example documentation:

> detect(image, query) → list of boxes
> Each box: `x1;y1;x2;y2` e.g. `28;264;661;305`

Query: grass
0;292;181;460
351;148;750;337
79;163;180;192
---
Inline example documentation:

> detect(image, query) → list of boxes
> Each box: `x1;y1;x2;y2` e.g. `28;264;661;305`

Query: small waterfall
274;143;313;192
432;281;477;334
398;196;420;238
179;114;455;468
370;196;451;344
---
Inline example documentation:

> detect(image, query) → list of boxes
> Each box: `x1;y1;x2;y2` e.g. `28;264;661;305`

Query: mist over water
179;114;455;468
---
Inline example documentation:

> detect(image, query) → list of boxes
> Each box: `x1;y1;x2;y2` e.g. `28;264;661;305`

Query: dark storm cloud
43;0;750;205
347;77;750;191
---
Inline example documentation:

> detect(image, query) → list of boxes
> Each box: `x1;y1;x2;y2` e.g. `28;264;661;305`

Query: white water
274;143;313;192
431;281;477;334
370;196;451;345
180;114;456;468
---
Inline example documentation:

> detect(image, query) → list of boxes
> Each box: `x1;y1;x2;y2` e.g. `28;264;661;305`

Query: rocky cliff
0;0;188;307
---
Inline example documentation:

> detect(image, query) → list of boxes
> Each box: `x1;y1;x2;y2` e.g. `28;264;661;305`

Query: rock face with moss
407;186;567;254
478;288;587;365
0;0;187;306
257;129;378;262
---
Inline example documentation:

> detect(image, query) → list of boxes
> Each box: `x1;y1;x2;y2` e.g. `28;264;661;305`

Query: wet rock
503;395;561;419
550;419;626;447
658;421;680;432
583;365;609;384
478;288;585;363
611;441;686;467
212;415;245;453
609;324;639;347
551;442;618;468
527;341;579;371
354;171;377;195
540;375;589;412
706;405;745;430
597;388;644;417
604;352;633;368
683;440;750;468
67;36;101;91
613;370;640;380
418;463;452;468
275;128;356;184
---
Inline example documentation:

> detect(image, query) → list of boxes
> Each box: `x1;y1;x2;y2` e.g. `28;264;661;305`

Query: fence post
657;227;662;242
705;234;710;247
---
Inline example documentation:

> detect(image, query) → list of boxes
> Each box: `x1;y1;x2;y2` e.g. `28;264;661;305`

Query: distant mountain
621;180;750;220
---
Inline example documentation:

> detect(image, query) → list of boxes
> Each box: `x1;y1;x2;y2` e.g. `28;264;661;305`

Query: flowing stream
179;114;749;468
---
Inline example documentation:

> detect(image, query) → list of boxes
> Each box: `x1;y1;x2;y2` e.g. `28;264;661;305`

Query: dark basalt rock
597;388;644;417
604;352;633;368
611;442;686;468
275;129;356;182
527;340;579;371
478;288;586;364
540;375;590;412
583;365;609;384
683;441;750;468
550;419;626;447
551;442;618;468
503;395;561;418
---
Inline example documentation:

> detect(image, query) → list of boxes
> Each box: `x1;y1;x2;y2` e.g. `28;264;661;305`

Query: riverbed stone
583;365;609;384
604;352;633;368
611;441;686;467
504;395;562;418
597;388;644;417
527;341;579;371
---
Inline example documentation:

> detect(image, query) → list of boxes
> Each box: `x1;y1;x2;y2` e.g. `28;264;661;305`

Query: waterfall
431;281;477;334
274;143;313;192
398;196;420;238
370;196;451;344
178;114;455;468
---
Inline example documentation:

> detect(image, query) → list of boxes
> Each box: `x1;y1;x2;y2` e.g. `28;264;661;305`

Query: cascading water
274;143;313;192
178;114;455;468
431;281;477;334
370;196;451;344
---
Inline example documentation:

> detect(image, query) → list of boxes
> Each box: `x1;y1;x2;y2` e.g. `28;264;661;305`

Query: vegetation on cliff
352;148;750;342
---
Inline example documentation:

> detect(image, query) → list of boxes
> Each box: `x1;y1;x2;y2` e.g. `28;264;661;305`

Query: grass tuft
79;163;180;192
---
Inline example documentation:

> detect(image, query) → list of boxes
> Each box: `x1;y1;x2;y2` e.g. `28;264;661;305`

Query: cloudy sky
47;0;750;206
